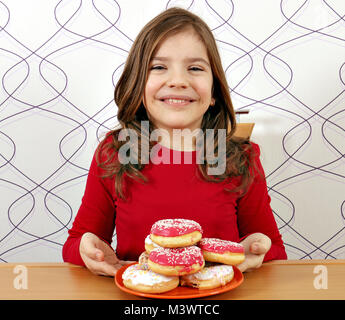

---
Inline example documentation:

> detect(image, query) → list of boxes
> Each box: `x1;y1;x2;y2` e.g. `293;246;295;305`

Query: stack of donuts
122;218;245;294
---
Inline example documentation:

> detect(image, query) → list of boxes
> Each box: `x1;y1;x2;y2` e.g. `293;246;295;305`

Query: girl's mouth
162;98;193;105
159;95;196;106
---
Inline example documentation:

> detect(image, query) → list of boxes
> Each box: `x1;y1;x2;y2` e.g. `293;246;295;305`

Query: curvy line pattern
0;0;344;262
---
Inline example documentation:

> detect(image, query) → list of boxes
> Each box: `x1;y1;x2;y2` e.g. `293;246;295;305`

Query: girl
62;8;287;276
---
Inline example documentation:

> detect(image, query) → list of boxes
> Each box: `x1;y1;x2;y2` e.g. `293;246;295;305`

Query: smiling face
143;28;214;136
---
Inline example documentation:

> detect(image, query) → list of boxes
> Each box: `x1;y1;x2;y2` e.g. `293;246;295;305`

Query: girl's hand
237;233;272;273
79;232;134;276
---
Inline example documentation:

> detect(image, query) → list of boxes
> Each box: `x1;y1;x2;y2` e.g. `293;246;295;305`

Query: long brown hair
96;7;257;199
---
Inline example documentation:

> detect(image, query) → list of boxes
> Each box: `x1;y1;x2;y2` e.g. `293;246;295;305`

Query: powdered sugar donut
122;264;179;293
148;246;204;276
198;238;245;265
150;219;202;248
180;262;234;290
144;234;162;253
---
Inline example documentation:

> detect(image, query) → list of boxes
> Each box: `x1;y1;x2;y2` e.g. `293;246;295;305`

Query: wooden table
0;260;344;300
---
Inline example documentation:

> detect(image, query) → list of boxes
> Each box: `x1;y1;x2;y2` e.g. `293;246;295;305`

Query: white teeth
166;99;189;104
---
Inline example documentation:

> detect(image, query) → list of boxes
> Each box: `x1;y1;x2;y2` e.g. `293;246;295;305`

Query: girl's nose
166;69;188;88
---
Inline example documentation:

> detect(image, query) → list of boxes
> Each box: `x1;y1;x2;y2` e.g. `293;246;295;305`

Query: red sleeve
237;143;287;261
62;148;116;266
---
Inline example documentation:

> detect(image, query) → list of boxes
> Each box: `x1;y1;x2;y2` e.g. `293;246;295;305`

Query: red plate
115;262;244;299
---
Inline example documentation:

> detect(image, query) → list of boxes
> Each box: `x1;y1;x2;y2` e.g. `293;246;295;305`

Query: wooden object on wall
233;123;255;139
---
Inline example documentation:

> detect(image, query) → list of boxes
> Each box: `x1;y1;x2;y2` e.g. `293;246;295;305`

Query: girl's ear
210;98;215;106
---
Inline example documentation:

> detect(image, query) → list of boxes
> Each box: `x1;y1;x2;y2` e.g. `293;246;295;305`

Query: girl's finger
80;233;105;261
94;250;104;261
237;259;249;272
87;259;118;277
119;260;136;266
250;242;267;255
99;262;118;276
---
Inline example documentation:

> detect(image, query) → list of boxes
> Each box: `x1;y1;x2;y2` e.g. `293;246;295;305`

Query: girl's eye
150;65;165;70
189;66;203;71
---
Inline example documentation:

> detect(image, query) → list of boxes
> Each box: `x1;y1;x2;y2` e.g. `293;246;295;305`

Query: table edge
0;262;82;268
264;259;345;265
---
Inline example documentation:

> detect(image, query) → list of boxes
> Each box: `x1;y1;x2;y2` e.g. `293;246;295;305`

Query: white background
0;0;344;262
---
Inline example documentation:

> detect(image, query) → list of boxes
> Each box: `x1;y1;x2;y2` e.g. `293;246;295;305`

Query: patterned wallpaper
0;0;344;262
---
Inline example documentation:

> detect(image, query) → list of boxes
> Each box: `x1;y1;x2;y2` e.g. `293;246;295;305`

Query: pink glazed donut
198;238;245;265
148;246;205;276
150;219;202;248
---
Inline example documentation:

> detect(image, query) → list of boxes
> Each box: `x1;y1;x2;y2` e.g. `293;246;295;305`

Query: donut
122;264;179;293
150;219;202;248
144;234;162;253
148;246;204;276
198;238;245;265
180;262;234;290
138;251;150;270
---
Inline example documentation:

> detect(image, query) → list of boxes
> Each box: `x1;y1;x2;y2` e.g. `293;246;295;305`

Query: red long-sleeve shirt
62;140;287;265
